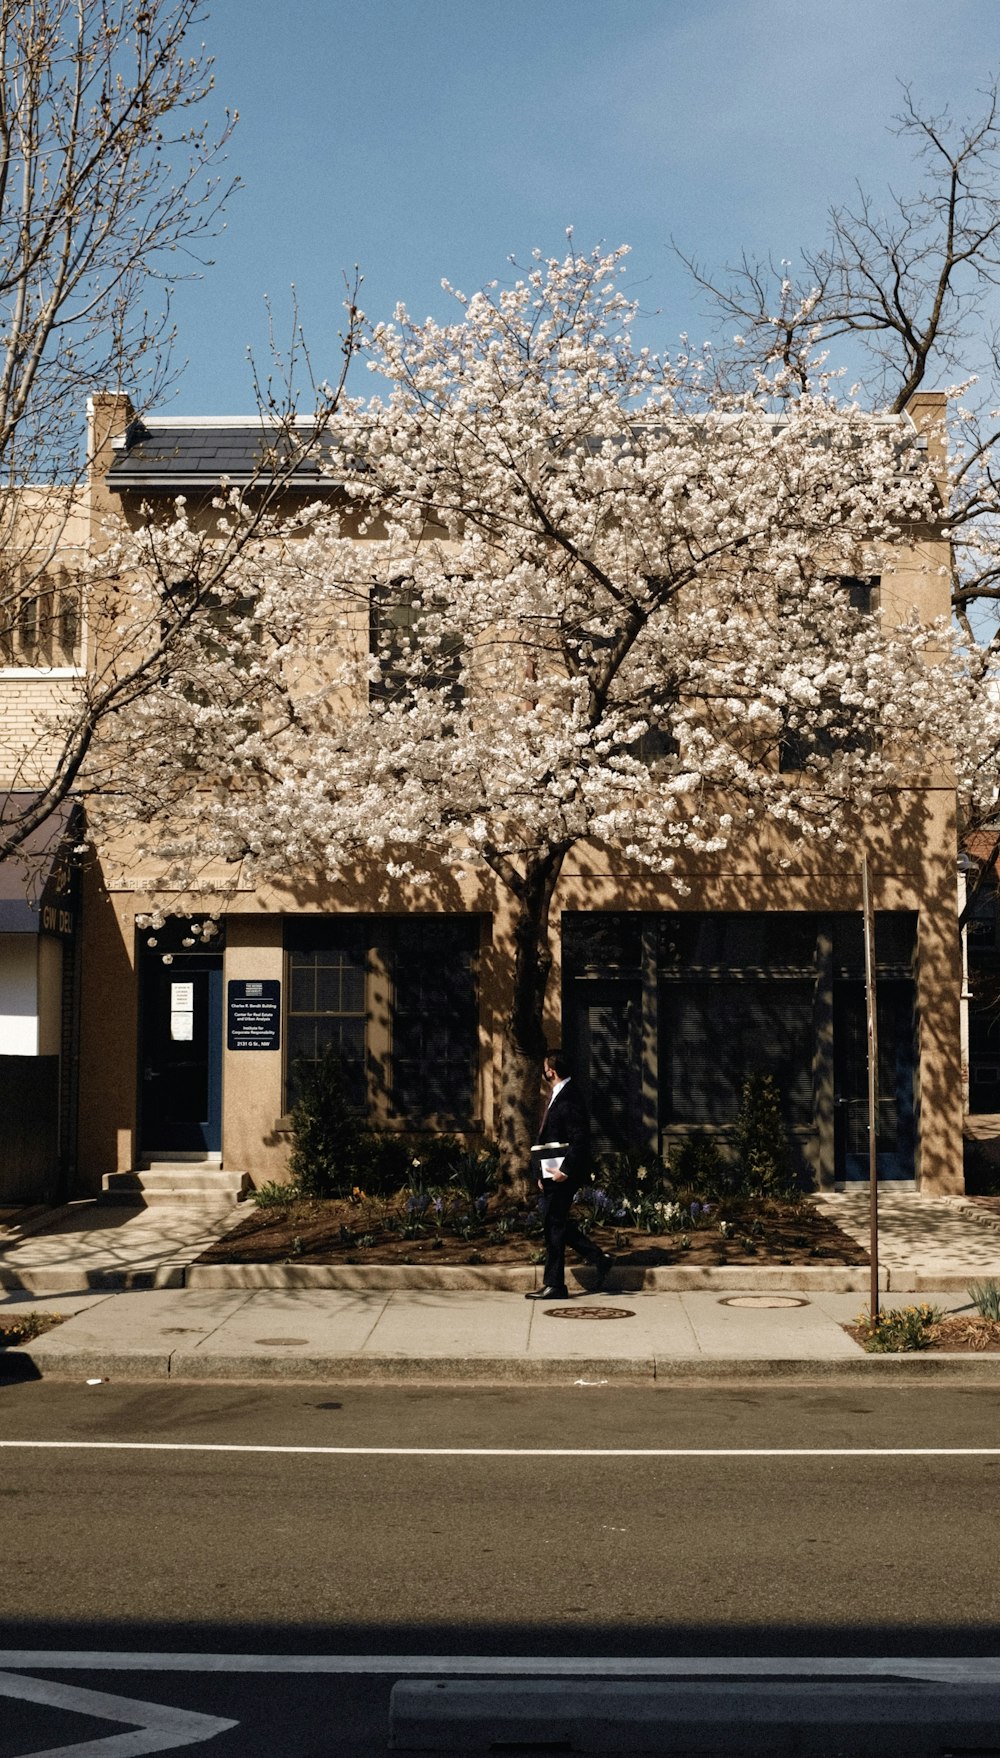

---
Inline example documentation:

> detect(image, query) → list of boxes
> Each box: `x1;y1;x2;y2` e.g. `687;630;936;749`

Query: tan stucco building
0;392;967;1202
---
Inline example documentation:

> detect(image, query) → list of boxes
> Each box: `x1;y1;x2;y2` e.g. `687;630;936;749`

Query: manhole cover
254;1337;310;1346
546;1306;636;1320
719;1295;809;1309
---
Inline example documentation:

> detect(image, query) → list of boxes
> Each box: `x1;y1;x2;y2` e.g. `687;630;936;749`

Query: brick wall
0;675;82;785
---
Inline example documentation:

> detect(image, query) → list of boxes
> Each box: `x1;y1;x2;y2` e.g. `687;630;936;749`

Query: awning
0;794;81;934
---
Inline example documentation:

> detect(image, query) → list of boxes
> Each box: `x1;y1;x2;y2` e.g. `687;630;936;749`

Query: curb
2;1259;997;1295
11;1345;1000;1387
183;1262;1000;1294
184;1262;540;1293
0;1264;189;1294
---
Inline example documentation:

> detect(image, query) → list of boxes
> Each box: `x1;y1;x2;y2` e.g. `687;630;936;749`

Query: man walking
525;1048;614;1301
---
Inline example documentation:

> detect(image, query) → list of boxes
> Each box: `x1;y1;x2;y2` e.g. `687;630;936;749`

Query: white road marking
2;1440;1000;1458
0;1670;237;1755
1;1654;1000;1681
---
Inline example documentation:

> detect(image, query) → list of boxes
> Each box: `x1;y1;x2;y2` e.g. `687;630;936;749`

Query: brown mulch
922;1316;1000;1352
194;1194;868;1269
0;1312;64;1348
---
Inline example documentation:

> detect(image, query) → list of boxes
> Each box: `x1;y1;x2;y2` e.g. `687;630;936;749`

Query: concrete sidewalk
1;1281;996;1386
0;1199;248;1293
0;1279;984;1385
3;1184;1000;1384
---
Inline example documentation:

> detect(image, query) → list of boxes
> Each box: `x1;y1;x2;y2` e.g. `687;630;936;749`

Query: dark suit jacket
538;1079;591;1189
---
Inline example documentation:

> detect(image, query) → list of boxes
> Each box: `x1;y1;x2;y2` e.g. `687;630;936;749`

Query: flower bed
195;1188;867;1268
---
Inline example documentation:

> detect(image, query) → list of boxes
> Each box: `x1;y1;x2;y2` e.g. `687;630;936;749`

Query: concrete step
126;1168;246;1194
141;1151;223;1168
99;1168;250;1207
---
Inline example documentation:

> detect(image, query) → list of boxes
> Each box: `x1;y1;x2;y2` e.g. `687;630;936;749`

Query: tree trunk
497;848;567;1198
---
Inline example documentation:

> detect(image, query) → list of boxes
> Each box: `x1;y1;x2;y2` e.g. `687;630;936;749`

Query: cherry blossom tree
110;245;999;1186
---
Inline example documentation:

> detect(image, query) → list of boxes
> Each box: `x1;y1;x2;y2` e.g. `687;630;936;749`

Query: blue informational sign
227;978;281;1051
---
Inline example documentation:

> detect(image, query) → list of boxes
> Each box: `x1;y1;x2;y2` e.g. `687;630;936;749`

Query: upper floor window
777;712;875;774
776;576;880;773
162;581;259;706
838;575;880;615
624;692;679;768
369;579;464;711
0;571;81;667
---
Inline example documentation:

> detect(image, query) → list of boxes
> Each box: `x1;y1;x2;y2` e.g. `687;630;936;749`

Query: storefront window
562;908;918;1179
284;915;480;1125
391;917;479;1125
285;921;367;1107
663;979;814;1127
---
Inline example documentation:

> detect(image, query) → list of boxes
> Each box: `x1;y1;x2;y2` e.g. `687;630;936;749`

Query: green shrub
449;1142;500;1208
735;1071;798;1200
594;1149;672;1231
671;1132;729;1199
962;1142;1000;1196
352;1131;415;1197
251;1180;301;1210
352;1131;497;1199
596;1148;670;1208
408;1134;464;1183
287;1046;363;1197
589;1149;718;1235
969;1280;1000;1322
855;1303;943;1353
287;1101;501;1205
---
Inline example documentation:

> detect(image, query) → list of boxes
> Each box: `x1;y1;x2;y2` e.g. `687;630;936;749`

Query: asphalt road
2;1379;1000;1755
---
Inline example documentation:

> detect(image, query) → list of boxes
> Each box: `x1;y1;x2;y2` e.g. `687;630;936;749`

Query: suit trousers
539;1178;602;1291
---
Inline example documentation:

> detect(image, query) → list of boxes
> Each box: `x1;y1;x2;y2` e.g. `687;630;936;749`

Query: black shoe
592;1252;614;1291
525;1285;569;1300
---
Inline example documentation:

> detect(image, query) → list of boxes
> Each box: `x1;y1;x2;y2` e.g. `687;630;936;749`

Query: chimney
905;389;947;474
86;392;134;537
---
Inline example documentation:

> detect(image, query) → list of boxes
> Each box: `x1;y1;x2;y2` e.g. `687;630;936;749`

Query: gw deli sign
40;899;75;937
227;979;280;1051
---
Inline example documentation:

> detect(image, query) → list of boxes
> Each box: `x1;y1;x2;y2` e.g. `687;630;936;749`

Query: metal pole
862;853;880;1321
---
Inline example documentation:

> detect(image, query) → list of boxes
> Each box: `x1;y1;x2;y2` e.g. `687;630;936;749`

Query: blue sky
165;0;1000;412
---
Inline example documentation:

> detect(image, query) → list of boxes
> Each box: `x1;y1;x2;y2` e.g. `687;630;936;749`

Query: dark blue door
140;957;222;1152
567;975;644;1151
834;979;916;1180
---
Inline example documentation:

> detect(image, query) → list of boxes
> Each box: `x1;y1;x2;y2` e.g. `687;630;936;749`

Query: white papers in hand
530;1140;569;1177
